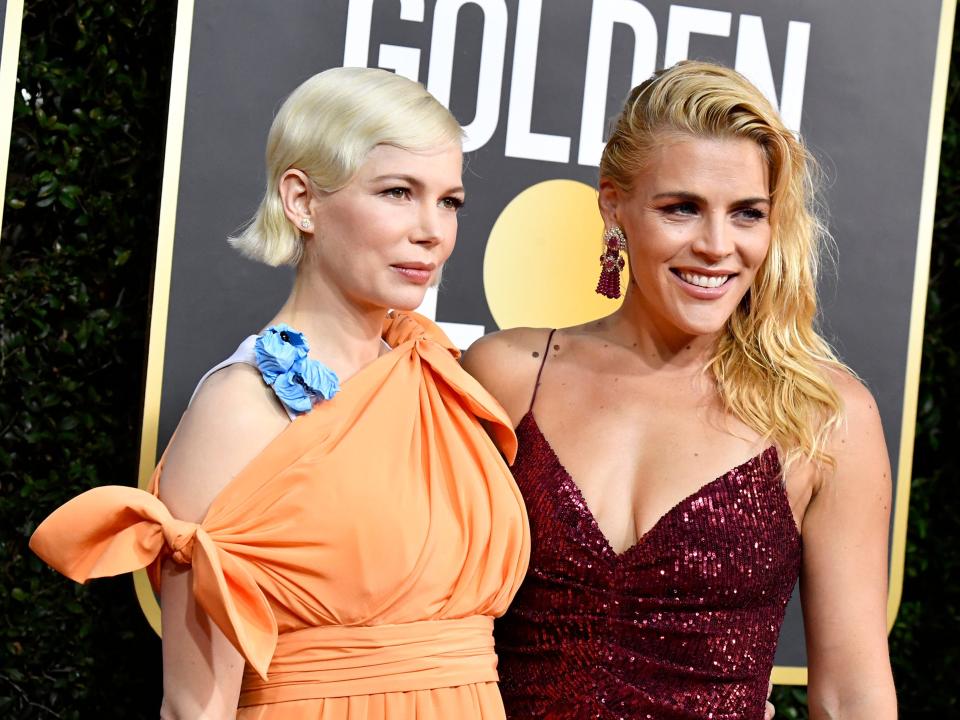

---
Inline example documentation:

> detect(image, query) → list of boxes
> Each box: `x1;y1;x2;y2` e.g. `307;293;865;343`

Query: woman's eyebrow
652;190;706;202
369;174;464;195
652;190;770;206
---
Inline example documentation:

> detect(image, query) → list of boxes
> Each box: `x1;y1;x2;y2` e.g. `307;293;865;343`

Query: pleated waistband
238;615;499;706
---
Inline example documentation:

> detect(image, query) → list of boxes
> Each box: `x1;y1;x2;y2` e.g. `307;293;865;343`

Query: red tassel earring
595;226;627;299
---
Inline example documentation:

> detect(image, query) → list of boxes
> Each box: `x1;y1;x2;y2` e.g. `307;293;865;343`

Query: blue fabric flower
299;357;341;400
255;324;308;382
254;324;340;415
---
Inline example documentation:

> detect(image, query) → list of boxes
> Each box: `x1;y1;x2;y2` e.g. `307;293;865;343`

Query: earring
300;218;311;229
596;226;627;299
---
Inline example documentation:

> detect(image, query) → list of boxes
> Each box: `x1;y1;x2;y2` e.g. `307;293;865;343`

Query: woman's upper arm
157;365;288;719
160;563;246;719
799;373;897;718
461;327;551;427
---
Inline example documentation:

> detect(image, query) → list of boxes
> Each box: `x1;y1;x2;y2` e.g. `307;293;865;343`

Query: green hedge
0;2;957;717
0;1;173;717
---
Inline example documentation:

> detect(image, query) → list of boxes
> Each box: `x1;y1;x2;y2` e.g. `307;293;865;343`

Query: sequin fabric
496;412;801;720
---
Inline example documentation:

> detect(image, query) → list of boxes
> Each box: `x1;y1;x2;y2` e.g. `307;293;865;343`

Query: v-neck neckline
517;411;780;559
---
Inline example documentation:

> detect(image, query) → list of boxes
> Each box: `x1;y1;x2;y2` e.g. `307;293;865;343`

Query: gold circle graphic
484;179;625;329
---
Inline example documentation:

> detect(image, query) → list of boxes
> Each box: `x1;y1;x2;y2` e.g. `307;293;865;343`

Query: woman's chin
666;313;733;340
384;290;430;314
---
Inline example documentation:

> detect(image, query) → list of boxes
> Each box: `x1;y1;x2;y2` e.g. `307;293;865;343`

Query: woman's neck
267;267;388;382
604;291;720;377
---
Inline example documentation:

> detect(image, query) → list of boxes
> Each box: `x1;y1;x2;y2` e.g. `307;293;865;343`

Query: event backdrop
135;0;955;685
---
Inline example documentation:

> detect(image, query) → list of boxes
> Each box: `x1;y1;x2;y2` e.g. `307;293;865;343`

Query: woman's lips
391;264;434;285
670;268;736;299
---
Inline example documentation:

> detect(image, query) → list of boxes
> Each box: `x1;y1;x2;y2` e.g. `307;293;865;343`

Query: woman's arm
800;372;897;719
157;365;289;719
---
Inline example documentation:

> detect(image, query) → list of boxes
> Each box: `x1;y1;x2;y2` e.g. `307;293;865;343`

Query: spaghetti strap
528;329;557;414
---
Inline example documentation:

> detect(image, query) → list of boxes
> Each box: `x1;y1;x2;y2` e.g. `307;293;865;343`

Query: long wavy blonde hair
600;60;847;469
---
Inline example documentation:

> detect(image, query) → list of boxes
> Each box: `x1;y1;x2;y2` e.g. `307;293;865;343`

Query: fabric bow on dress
29;484;278;679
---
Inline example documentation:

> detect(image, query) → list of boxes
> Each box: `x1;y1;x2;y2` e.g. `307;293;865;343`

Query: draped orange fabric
30;312;530;718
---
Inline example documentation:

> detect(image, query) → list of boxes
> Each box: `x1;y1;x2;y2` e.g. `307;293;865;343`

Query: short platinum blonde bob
229;67;464;266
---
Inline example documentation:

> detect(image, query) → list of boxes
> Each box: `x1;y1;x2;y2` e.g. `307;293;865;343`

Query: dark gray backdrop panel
157;0;944;669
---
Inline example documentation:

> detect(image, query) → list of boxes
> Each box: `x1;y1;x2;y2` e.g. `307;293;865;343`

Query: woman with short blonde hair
32;66;530;720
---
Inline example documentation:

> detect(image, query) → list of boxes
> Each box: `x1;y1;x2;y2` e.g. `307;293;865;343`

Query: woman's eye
384;187;410;200
440;197;464;211
735;207;767;222
664;201;697;216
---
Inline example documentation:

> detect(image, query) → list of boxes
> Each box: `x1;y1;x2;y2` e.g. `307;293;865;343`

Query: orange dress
30;312;530;719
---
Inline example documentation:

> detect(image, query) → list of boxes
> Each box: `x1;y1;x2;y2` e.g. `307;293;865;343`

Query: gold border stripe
885;0;956;632
0;0;24;240
132;0;196;636
772;666;807;687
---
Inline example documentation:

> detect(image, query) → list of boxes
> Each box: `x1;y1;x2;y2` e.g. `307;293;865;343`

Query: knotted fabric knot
162;518;200;565
382;311;460;358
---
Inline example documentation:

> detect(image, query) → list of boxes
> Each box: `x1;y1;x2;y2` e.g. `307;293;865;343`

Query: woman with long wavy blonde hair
465;61;896;719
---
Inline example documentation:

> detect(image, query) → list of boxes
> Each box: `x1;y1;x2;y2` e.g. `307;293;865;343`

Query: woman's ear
279;169;315;235
597;178;621;230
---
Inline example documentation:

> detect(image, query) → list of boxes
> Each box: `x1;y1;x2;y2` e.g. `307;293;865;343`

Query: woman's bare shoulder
798;364;890;501
461;327;554;425
822;365;884;439
463;326;554;365
159;363;291;522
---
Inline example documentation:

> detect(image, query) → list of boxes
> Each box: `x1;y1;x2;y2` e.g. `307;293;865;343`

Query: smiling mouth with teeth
675;270;733;289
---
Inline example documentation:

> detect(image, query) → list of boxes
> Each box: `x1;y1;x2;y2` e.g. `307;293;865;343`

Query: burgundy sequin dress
496;333;802;720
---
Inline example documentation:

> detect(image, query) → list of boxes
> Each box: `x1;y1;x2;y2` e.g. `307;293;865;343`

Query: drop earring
595;226;627;299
